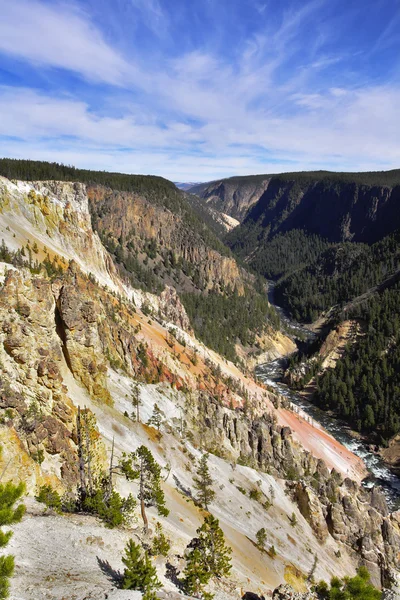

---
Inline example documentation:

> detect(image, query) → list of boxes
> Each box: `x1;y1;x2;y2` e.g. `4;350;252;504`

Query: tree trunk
105;436;115;502
140;496;148;532
84;410;93;493
139;459;148;532
77;407;87;498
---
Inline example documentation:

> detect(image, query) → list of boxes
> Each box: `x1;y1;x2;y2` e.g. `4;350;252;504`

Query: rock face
87;184;247;295
0;264;178;488
159;286;193;333
272;584;316;600
0;269;79;489
190;394;400;586
0;177;120;291
189;177;270;222
227;175;400;248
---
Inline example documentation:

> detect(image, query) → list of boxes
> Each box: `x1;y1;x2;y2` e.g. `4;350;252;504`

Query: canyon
0;163;399;600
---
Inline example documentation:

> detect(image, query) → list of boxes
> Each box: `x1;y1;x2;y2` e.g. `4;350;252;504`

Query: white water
261;283;400;509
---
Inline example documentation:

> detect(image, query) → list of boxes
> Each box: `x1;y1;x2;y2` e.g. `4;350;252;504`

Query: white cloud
0;0;399;180
0;0;131;84
1;83;400;181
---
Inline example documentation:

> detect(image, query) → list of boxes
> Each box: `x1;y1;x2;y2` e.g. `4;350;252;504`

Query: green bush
315;567;381;600
121;539;161;593
35;485;62;512
150;522;171;557
82;488;136;528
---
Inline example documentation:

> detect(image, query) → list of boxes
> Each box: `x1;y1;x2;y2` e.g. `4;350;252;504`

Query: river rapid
256;282;400;509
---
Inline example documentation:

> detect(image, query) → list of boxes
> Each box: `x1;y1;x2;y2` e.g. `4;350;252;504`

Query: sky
0;0;399;181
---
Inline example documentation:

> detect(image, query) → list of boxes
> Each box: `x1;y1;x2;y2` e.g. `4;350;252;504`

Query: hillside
0;168;399;598
226;173;400;282
189;176;271;222
274;230;400;322
0;160;283;365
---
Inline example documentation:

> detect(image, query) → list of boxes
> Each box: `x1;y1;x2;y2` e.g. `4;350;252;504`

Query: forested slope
0;159;281;363
275;230;400;322
314;282;400;441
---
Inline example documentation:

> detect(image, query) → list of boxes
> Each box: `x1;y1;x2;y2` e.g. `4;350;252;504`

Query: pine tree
147;404;164;431
183;515;231;598
183;546;212;597
196;514;232;578
131;382;142;422
0;457;25;599
255;528;267;551
150;522;171;557
193;453;215;510
121;539;161;594
120;446;169;532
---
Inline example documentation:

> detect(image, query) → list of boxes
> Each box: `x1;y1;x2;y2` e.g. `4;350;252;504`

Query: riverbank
261;282;400;507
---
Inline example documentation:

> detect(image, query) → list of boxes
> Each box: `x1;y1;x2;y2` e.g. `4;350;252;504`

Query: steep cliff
190;175;270;222
231;175;400;245
87;184;245;296
0;160;288;364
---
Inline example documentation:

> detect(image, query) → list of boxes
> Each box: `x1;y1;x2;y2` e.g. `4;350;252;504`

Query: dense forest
0;158;230;259
228;228;331;281
193;167;400;192
314;282;400;441
275;230;400;322
181;288;280;362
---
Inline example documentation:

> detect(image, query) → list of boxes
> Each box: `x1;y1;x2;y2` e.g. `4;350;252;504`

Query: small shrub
150;522;171;557
256;527;267;551
249;487;262;502
35;484;62;512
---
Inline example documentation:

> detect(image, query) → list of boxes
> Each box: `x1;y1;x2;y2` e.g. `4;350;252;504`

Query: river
256;282;400;509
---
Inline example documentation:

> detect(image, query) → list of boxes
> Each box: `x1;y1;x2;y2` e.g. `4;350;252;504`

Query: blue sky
0;0;399;181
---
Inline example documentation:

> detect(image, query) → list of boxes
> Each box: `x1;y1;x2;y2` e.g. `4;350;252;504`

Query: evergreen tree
120;446;169;531
255;528;267;551
183;515;231;598
147;404;164;431
121;539;161;594
131;383;142;422
196;514;232;578
0;453;25;599
193;453;215;510
183;547;212;598
150;522;171;557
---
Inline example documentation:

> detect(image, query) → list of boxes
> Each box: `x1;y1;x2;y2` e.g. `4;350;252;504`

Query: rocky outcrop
272;584;316;600
55;277;111;405
293;482;329;542
0;269;79;487
190;394;400;586
87;185;247;295
190;177;270;222
227;175;400;253
159;286;193;333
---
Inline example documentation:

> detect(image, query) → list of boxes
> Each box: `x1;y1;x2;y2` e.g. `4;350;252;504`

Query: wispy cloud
0;0;399;180
0;0;131;84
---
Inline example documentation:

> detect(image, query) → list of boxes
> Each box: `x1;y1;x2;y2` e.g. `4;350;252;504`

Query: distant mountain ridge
189;175;271;221
174;181;202;190
190;168;400;225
